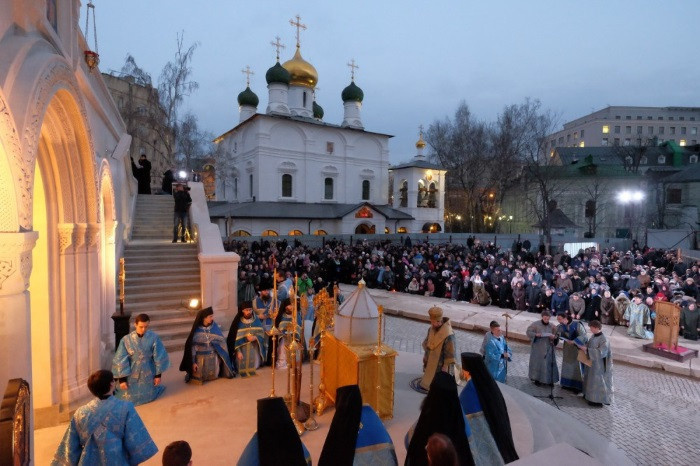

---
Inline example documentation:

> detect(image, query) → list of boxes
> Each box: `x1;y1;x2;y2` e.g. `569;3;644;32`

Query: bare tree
427;102;492;232
611;137;656;173
582;179;609;237
158;32;199;159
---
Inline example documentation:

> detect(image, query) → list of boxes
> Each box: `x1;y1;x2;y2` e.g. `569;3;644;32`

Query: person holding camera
131;154;152;194
173;184;192;243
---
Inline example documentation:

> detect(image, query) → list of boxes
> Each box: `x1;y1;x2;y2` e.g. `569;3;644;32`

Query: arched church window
282;174;293;197
399;180;408;207
397;227;408;233
234;178;238;199
262;230;278;237
428;182;437;208
231;230;250;237
249;173;254;198
362;180;370;201
288;230;303;236
418;180;428;207
324;177;334;200
314;230;327;236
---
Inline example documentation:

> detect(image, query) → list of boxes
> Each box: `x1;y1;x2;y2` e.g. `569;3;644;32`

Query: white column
0;231;38;459
342;101;363;129
267;83;290;115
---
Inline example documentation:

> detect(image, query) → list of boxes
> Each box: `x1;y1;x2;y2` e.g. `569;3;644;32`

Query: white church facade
211;28;445;237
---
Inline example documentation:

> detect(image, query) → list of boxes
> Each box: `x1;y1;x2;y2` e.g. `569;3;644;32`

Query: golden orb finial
416;124;426;149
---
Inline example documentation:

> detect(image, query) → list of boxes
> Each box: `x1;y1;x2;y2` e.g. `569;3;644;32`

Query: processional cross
270;36;285;61
347;59;359;81
289;14;307;47
241;65;254;87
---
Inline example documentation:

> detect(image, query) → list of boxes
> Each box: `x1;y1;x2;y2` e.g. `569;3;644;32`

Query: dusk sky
87;0;700;164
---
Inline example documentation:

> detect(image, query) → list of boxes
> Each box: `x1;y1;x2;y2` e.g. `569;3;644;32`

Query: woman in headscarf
319;385;397;466
179;307;235;383
405;372;474;466
460;352;519;464
238;397;311;465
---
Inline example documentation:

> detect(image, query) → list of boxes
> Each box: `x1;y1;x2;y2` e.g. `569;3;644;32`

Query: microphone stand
534;334;562;410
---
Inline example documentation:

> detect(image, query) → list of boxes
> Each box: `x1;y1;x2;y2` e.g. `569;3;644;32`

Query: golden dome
416;133;426;149
282;47;318;88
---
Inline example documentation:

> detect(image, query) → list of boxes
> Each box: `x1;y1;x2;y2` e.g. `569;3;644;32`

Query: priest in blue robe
480;320;512;383
253;288;275;332
623;294;653;339
180;307;236;383
319;384;398;466
52;370;157;465
555;312;587;393
237;397;312;466
227;303;267;377
577;320;614;406
112;313;170;406
275;298;303;370
460;352;519;465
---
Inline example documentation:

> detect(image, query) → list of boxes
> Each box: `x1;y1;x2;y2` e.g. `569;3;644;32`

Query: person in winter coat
512;282;527;311
599;290;616;325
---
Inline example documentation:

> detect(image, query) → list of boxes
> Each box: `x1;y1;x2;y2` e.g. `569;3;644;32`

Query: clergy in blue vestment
480;321;512;383
275;298;303;370
577;320;614;406
227;303;267;377
319;385;398;466
623;295;653;339
253;288;275;332
237;397;312;466
525;310;559;385
179;307;236;383
112;313;170;406
460;352;519;465
555;312;588;393
52;369;157;465
275;270;295;302
406;372;474;466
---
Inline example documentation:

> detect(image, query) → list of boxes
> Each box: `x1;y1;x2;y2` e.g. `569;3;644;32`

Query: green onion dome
341;81;364;103
313;101;324;119
265;62;291;85
237;86;259;107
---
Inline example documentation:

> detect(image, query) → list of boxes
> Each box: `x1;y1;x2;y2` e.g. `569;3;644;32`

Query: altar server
525;310;559;386
112;313;170;406
577;320;614;406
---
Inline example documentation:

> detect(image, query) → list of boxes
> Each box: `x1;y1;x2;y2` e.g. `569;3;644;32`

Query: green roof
237;86;259;107
341;81;364;102
313;101;324;119
265;62;291;85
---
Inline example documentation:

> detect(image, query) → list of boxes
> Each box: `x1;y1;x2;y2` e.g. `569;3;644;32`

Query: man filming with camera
173;183;192;243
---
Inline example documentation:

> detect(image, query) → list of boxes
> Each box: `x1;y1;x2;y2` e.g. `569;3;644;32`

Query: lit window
579;141;585;147
680;139;687;146
262;230;278;237
602;125;610;134
313;230;327;236
288;230;303;236
397;227;408;233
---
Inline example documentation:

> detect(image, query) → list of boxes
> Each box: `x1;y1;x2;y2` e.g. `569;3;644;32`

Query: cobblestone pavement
384;315;700;466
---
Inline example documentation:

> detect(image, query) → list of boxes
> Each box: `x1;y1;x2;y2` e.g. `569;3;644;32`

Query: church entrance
355;223;376;234
27;88;105;425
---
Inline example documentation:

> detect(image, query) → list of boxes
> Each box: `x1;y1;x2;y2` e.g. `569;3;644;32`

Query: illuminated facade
0;0;136;439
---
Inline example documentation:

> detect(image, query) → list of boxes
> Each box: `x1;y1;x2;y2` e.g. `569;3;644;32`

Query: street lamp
616;189;645;240
508;215;513;234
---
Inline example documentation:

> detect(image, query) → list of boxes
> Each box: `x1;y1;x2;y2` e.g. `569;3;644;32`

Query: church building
210;20;445;237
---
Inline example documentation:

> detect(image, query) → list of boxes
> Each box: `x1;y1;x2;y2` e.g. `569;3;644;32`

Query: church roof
207;201;413;220
213;113;393;143
662;163;700;183
531;208;580;229
390;158;444;170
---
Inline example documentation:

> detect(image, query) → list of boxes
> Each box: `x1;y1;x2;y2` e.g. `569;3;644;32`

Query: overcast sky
87;0;700;163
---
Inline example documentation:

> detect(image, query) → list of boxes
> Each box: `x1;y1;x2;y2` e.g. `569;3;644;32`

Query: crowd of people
232;236;700;342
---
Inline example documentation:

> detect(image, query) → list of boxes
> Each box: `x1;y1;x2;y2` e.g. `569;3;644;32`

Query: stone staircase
122;194;200;353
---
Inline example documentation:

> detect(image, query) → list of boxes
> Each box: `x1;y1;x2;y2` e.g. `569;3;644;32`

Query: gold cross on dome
419;124;424;137
270;36;285;61
241;65;254;87
289;14;307;47
347;59;359;81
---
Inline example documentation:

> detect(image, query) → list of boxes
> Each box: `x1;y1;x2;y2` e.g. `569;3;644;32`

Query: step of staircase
121;194;201;353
